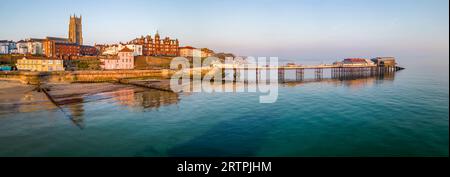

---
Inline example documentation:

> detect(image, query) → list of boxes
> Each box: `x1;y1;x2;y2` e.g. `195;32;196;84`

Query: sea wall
0;70;174;85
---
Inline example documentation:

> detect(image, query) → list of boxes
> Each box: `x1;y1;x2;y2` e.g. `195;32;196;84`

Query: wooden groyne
33;83;85;129
118;79;173;92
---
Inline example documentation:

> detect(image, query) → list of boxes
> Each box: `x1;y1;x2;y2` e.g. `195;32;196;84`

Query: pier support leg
278;68;285;83
295;68;304;81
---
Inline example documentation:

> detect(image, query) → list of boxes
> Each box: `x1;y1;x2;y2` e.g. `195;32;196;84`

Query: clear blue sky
0;0;448;60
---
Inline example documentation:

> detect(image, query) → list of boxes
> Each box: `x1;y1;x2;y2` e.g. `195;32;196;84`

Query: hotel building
128;32;179;56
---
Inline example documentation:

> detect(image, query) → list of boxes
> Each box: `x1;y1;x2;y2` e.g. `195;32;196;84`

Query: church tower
69;14;83;45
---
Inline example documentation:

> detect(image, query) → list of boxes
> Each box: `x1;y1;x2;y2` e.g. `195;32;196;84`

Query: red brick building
80;45;98;56
128;31;179;56
44;40;97;59
44;39;78;59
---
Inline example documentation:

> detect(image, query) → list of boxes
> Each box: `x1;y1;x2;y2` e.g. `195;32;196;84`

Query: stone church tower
69;14;83;45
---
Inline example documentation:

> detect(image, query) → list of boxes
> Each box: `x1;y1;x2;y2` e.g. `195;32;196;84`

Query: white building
15;39;44;55
102;44;142;56
124;44;143;56
16;41;28;54
179;46;202;57
27;41;43;55
102;45;119;55
100;47;135;70
0;40;16;54
0;45;8;54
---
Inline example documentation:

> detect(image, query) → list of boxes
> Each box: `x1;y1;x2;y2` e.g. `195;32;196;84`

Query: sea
0;58;448;156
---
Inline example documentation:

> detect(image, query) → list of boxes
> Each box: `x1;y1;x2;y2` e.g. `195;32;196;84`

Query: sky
0;0;448;61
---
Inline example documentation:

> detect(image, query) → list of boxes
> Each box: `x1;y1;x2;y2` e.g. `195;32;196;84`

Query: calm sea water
0;59;448;157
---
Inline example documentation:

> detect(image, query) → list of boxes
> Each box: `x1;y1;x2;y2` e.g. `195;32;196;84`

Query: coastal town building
341;58;375;66
43;37;68;57
43;43;96;59
0;40;16;54
0;45;8;54
102;44;143;56
94;44;107;54
69;15;83;45
16;57;64;71
128;31;179;56
15;39;45;55
101;45;119;55
371;57;396;67
27;38;45;55
179;46;214;58
201;48;214;58
46;37;70;43
44;39;79;59
179;46;198;57
80;45;98;56
100;47;134;70
16;41;28;54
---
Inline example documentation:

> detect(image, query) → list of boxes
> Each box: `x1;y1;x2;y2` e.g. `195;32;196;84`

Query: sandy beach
0;80;56;114
0;79;153;115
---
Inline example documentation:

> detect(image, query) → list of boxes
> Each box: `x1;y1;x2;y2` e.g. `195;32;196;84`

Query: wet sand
0;80;153;115
44;83;148;105
0;80;56;115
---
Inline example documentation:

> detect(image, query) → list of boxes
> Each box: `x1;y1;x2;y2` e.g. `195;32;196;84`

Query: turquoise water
0;59;448;156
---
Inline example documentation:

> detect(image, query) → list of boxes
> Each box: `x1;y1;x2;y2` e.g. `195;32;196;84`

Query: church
43;15;97;59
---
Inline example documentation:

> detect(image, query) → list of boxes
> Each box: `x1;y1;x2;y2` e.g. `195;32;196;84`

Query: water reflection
56;88;180;128
104;89;180;110
281;70;396;90
1;70;397;129
63;103;85;129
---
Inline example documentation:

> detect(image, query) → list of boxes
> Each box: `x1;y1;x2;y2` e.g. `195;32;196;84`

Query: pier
223;64;404;83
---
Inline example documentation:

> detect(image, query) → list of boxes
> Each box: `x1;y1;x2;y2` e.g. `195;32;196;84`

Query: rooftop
46;37;69;42
180;46;196;49
343;58;367;63
20;57;62;60
119;46;134;53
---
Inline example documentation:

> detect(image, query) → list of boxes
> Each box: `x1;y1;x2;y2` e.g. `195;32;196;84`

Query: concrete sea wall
0;70;174;85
